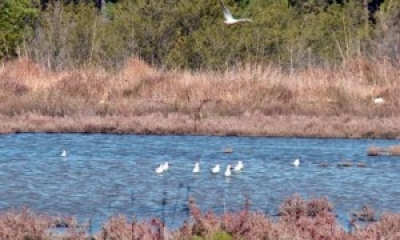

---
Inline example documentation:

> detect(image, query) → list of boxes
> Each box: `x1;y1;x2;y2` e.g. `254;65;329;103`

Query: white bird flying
193;162;200;173
218;0;253;25
211;164;221;174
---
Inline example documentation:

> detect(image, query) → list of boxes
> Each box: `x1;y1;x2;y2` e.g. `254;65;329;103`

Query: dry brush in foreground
1;196;400;239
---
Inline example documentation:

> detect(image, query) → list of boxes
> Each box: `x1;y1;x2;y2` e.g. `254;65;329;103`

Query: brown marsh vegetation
367;145;400;156
0;208;87;239
0;57;400;138
2;195;400;239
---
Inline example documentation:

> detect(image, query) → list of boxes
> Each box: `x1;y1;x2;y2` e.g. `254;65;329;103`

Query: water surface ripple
0;134;399;230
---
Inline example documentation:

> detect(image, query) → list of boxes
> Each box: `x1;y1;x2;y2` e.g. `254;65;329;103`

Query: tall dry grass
0;57;400;136
367;145;400;156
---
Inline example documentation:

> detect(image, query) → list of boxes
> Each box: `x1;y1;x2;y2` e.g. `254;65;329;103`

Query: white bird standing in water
193;162;200;173
218;0;253;25
293;158;300;167
163;162;169;172
61;150;67;157
224;164;232;177
211;164;221;174
234;160;244;172
156;164;164;174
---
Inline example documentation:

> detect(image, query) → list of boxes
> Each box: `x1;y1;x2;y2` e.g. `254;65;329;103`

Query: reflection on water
0;133;399;231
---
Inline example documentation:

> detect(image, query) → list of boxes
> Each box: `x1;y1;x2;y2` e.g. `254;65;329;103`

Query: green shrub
212;231;233;240
12;0;397;70
0;0;37;58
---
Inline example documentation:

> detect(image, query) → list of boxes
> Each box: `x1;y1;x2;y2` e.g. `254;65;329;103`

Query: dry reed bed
2;196;400;239
1;57;400;137
367;145;400;156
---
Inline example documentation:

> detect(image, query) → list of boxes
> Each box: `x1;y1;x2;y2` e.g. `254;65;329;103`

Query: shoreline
0;113;399;139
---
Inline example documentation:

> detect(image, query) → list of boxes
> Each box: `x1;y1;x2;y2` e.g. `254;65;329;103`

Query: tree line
1;0;399;70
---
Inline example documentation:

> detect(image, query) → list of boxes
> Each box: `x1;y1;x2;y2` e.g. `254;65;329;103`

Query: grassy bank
0;58;399;138
2;195;400;239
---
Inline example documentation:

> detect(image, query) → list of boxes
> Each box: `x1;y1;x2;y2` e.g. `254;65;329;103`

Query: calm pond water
0;133;400;232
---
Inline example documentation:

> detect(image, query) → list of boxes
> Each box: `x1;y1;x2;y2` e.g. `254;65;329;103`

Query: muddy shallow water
0;133;399;231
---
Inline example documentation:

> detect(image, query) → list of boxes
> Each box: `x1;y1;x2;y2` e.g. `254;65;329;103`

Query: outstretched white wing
218;0;235;21
236;18;253;23
218;0;252;24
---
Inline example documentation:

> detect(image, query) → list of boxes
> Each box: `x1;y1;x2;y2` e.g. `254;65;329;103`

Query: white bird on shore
60;150;67;157
224;164;232;177
211;164;221;174
218;0;253;25
374;97;384;104
193;162;200;173
234;160;244;172
293;158;300;167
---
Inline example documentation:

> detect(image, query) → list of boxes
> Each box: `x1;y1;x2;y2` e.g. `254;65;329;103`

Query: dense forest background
1;0;399;70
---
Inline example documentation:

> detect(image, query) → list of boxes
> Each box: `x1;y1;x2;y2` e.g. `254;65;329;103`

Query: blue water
0;133;399;232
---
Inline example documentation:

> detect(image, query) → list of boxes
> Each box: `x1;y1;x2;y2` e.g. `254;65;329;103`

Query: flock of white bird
60;149;301;176
154;160;245;177
153;158;300;177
